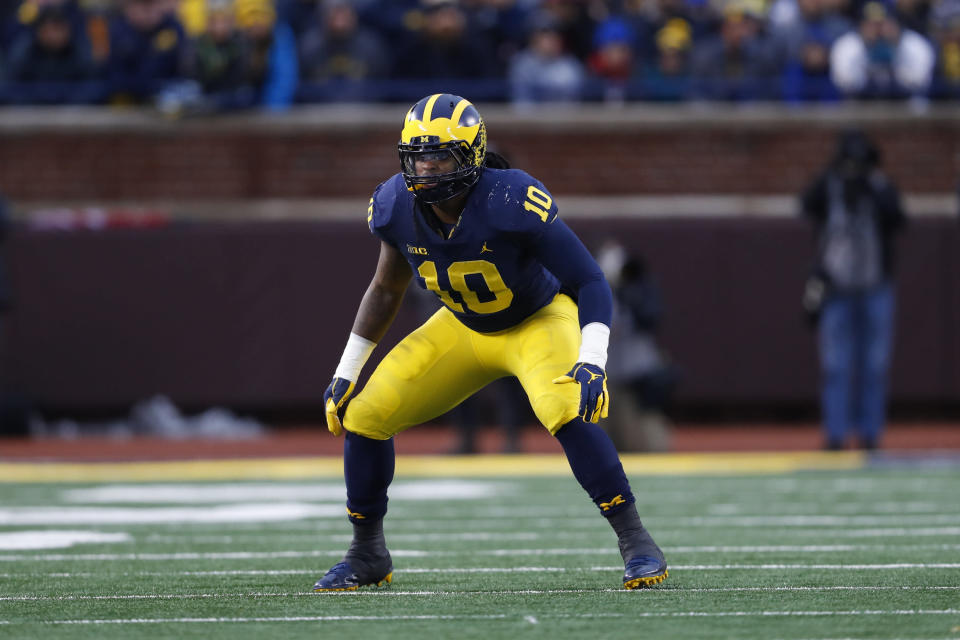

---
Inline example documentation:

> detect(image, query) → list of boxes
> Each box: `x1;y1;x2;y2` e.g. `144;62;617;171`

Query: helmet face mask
398;94;486;204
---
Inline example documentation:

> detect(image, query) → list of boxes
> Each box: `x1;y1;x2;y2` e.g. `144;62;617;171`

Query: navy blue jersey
369;168;567;333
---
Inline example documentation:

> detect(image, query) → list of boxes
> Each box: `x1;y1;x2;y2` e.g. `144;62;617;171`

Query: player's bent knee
342;399;397;441
532;392;580;435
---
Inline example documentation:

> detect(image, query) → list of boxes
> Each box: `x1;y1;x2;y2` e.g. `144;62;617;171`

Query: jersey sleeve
490;170;560;241
492;170;611;328
534;219;613;328
366;175;402;248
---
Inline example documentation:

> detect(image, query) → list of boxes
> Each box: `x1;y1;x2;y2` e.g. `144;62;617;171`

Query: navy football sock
344;431;395;524
554;418;634;516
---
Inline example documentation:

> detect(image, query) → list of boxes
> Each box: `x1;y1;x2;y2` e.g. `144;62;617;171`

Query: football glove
323;377;355;436
553;363;610;423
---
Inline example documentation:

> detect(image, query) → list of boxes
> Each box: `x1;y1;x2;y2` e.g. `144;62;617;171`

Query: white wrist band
334;332;376;382
577;322;610;369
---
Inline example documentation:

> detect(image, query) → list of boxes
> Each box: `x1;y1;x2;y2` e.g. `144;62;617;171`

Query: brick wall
1;106;956;202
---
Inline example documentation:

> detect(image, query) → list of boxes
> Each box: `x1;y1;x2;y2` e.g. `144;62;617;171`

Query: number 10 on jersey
418;260;514;314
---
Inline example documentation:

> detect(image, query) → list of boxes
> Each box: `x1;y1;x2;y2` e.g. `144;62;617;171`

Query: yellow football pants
343;294;582;439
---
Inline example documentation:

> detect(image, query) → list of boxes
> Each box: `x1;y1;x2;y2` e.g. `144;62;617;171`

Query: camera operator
800;129;906;450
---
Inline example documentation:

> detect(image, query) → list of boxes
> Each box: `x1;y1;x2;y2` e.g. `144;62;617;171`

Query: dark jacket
801;167;906;280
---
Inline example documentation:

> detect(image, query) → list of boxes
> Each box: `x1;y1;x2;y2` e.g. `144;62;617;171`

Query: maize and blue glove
323;377;356;436
552;362;610;423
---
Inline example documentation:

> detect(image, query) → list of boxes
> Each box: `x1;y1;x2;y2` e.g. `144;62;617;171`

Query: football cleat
312;560;393;592
622;555;668;589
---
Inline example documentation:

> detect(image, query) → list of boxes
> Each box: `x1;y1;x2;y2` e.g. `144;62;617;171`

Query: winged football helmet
398;93;487;204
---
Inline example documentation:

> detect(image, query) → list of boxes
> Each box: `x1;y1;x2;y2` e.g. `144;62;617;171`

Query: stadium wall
2;105;957;416
5;218;958;415
0;104;957;201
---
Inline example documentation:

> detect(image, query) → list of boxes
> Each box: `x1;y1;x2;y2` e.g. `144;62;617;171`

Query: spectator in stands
691;0;779;100
637;17;694;100
392;0;498;94
830;1;935;100
461;0;534;73
587;16;639;102
177;0;206;36
892;0;930;36
781;28;844;101
537;0;600;61
771;0;851;63
800;130;906;451
107;0;188;103
235;0;298;110
622;0;715;61
4;4;100;103
279;0;330;38
2;0;89;54
298;0;388;100
929;0;960;97
184;0;258;110
508;12;585;106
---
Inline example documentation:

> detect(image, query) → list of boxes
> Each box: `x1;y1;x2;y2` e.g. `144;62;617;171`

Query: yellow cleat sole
313;572;393;593
623;569;668;590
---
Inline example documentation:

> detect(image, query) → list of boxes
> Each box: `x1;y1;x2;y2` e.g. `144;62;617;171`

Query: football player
314;93;667;592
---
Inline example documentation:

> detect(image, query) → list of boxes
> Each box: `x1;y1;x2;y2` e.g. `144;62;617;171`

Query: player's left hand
552;363;610;423
323;377;356;436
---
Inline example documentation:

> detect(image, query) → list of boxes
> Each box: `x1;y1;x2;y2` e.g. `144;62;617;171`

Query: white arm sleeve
333;332;376;382
577;322;610;369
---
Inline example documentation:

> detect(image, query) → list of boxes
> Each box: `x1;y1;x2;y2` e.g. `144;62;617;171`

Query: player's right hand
323;377;355;436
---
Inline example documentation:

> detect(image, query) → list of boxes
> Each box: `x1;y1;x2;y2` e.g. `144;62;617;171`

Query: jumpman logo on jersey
587;371;602;382
480;242;493;254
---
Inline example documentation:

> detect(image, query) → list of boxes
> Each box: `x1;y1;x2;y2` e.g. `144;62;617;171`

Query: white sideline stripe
5;547;960;562
138;530;960;543
145;532;542;544
138;522;960;538
706;501;947;515
667;544;960;552
9;567;960;580
20;505;960;527
0;503;344;525
0;531;131;550
4;586;960;601
786;527;960;538
402;513;960;526
594;564;960;570
14;610;960;625
61;481;502;504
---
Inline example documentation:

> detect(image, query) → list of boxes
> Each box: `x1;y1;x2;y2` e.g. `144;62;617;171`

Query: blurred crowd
0;0;957;110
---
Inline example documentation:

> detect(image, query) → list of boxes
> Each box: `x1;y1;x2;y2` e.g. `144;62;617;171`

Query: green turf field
1;454;959;639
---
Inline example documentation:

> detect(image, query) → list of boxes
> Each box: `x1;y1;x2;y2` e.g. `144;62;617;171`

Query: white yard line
784;527;960;538
136;530;960;544
6;567;960;580
8;610;959;625
3;586;960;601
383;510;960;525
4;547;960;562
164;518;960;533
592;564;960;570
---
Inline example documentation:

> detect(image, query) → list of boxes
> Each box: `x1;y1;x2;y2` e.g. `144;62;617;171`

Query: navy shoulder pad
481;169;559;233
368;173;407;234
